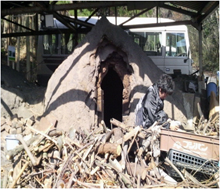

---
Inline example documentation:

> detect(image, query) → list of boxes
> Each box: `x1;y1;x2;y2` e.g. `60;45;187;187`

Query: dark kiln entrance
95;38;133;129
101;67;123;128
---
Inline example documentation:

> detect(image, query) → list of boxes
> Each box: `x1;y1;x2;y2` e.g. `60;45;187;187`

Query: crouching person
136;74;179;130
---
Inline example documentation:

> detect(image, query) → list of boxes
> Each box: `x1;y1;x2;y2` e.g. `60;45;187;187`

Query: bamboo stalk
66;172;75;188
10;161;29;188
127;126;140;154
143;183;167;188
182;169;206;188
82;139;97;160
26;124;58;146
16;134;38;166
6;135;39;160
72;177;102;188
165;157;187;185
110;118;129;131
117;126;140;144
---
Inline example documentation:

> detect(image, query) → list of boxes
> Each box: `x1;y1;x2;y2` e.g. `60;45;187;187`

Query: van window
43;34;59;54
144;32;162;56
166;33;187;57
61;33;74;54
61;33;86;54
129;31;162;56
128;32;146;51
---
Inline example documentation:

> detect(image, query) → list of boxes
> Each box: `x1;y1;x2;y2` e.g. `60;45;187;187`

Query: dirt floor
1;65;46;119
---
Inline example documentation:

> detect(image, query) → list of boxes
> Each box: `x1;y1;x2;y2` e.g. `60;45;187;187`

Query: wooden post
198;24;203;78
16;15;21;72
7;16;10;67
26;15;30;81
115;6;117;25
198;24;205;94
35;13;38;82
74;8;78;46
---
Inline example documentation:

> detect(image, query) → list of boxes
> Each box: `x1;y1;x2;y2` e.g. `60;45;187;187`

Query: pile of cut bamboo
1;116;219;188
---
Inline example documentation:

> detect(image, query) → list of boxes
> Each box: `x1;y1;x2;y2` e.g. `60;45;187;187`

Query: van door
128;31;165;71
144;31;165;71
164;32;190;75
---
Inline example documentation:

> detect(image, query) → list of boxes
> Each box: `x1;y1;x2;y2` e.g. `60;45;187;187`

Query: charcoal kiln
42;16;187;132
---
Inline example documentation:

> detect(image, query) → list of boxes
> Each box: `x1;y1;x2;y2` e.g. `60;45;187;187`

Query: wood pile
194;93;219;136
1;115;219;188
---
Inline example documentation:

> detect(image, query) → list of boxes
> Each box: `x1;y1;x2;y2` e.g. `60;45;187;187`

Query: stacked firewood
1;116;219;188
194;100;219;136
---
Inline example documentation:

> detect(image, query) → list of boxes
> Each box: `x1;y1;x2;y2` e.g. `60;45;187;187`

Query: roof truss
1;1;219;38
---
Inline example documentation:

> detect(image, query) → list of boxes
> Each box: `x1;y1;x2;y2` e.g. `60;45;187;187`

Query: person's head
157;74;175;99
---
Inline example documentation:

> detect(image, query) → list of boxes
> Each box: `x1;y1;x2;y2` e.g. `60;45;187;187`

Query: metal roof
1;1;219;37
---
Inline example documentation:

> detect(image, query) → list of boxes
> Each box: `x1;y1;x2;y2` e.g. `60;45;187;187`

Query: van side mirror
184;58;188;63
184;49;190;63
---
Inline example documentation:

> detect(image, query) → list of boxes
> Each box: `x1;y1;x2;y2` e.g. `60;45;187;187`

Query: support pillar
16;15;21;72
198;24;203;76
156;6;158;23
198;23;205;93
115;6;117;25
26;16;30;81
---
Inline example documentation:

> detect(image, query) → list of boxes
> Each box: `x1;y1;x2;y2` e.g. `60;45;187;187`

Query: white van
105;17;193;75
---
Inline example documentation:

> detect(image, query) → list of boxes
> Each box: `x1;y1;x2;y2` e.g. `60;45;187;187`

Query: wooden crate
160;128;219;161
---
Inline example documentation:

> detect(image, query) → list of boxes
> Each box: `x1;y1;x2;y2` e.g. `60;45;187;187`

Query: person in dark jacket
142;74;179;130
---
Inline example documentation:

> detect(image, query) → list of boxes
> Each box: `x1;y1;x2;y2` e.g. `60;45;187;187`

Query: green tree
202;9;219;72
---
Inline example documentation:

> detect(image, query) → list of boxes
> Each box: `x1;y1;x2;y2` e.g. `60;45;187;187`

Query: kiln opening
101;67;123;128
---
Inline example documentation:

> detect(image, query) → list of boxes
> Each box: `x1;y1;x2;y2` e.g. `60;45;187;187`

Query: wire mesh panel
168;149;219;176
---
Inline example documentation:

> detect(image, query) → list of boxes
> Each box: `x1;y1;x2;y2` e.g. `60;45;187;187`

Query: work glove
170;120;181;131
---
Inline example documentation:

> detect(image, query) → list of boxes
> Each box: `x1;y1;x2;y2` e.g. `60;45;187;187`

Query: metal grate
168;149;219;176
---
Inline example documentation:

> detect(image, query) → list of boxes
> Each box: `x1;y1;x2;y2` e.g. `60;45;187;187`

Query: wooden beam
1;28;91;38
119;6;155;26
77;8;99;30
62;15;95;28
53;12;76;32
197;1;219;24
2;17;34;32
1;2;126;17
160;4;197;17
121;20;193;30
